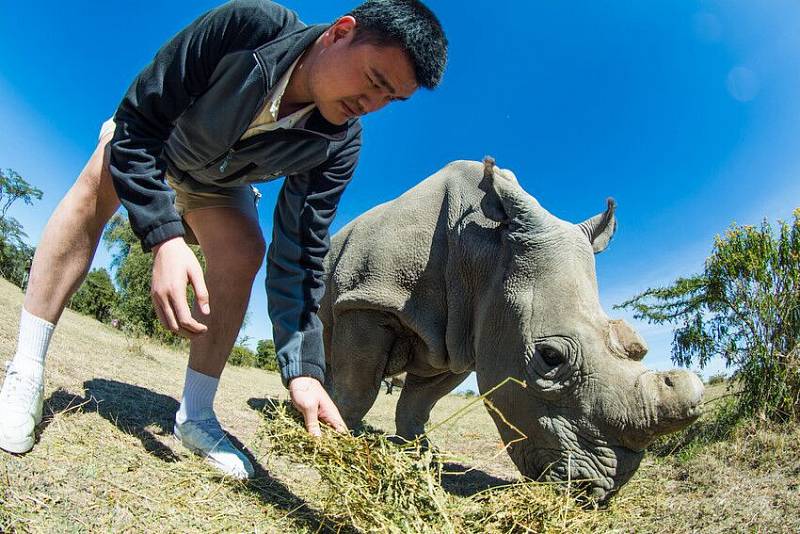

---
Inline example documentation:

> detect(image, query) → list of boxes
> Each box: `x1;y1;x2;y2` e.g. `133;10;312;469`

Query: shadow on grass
41;381;180;462
41;381;342;532
248;395;513;498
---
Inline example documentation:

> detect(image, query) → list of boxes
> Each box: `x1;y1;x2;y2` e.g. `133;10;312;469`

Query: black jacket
109;0;362;385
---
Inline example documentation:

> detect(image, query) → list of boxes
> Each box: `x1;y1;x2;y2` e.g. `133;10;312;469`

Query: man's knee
239;231;267;275
70;138;120;225
208;224;266;279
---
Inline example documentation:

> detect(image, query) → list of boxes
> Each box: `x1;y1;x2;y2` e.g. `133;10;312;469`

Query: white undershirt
240;55;315;140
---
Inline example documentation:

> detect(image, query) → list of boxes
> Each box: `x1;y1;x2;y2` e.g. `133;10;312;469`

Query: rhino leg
395;371;471;441
326;310;395;429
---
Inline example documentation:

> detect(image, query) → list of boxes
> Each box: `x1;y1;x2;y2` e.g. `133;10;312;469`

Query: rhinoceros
319;158;703;501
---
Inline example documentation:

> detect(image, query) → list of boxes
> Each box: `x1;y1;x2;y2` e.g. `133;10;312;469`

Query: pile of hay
256;401;642;533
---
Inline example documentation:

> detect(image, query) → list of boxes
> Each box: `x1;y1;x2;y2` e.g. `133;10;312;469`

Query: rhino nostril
664;375;674;387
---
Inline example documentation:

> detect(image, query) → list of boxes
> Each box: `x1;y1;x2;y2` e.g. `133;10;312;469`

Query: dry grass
255;400;663;534
0;278;798;532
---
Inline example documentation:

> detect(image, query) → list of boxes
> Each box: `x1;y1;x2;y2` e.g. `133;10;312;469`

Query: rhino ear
479;156;544;231
577;198;617;254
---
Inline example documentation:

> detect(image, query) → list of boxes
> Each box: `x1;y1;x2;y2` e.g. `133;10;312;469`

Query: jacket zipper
218;150;233;172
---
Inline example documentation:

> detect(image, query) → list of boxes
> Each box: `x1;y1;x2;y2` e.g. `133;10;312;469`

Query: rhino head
474;159;703;502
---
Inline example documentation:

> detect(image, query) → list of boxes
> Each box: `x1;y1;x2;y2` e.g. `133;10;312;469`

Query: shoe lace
0;365;42;403
193;418;231;450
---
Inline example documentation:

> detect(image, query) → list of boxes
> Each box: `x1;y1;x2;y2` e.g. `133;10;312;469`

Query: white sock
8;308;55;383
175;367;220;424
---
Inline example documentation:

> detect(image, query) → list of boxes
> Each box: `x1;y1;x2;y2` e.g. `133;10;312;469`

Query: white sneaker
0;362;44;454
174;412;254;480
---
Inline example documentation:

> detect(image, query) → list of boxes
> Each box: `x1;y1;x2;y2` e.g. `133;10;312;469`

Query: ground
0;278;797;532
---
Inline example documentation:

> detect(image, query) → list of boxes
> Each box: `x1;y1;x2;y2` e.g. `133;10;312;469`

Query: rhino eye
539;345;564;367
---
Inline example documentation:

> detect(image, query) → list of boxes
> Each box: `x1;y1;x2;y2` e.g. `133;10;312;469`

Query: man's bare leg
26;134;120;322
0;132;120;454
172;206;265;479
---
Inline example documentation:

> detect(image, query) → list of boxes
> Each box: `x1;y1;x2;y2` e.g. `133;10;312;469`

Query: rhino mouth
513;442;645;504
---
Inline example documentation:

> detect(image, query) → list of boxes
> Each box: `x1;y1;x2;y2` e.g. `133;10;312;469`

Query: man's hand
289;377;348;436
151;236;211;338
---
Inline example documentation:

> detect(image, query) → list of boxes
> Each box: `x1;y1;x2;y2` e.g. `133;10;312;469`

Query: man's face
308;17;418;125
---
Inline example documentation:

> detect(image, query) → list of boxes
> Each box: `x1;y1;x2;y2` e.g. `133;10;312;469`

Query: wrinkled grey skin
320;159;703;501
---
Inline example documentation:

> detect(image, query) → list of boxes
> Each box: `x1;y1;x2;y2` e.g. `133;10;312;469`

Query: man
0;0;447;479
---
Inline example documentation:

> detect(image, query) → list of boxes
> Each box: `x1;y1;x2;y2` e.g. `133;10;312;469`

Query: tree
618;211;800;422
69;268;117;322
255;339;279;372
103;214;206;345
0;169;43;287
0;169;43;224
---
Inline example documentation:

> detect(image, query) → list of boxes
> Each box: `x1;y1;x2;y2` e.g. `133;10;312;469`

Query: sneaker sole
0;434;34;454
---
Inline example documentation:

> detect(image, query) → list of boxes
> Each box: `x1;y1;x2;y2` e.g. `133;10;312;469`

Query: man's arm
267;125;362;430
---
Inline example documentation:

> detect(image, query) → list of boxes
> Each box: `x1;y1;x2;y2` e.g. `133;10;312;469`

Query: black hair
346;0;448;89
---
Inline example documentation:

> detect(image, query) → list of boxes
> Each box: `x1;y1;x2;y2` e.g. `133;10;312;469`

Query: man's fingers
168;292;207;335
319;397;348;433
303;407;322;437
188;266;211;315
153;294;180;332
152;299;172;332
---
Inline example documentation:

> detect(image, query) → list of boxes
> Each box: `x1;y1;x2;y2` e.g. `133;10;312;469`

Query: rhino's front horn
608;319;648;360
624;370;704;450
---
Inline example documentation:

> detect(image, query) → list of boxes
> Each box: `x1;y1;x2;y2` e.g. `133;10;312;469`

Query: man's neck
279;38;322;118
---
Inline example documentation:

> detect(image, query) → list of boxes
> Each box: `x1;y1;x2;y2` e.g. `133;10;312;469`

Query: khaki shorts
100;118;260;244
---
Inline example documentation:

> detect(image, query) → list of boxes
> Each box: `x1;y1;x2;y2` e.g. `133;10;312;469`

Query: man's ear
325;15;356;45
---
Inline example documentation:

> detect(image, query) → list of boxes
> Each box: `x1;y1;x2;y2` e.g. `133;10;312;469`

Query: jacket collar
254;24;356;140
254;24;328;89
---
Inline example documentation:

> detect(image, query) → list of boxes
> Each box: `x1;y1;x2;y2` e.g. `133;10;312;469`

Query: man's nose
357;93;389;115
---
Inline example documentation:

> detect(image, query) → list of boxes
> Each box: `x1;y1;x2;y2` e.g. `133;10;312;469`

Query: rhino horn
481;156;548;232
608;319;648;360
626;370;704;449
578;198;617;253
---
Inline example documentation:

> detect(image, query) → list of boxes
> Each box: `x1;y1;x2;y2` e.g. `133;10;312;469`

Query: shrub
618;210;800;422
228;345;257;367
255;339;279;372
69;268;117;322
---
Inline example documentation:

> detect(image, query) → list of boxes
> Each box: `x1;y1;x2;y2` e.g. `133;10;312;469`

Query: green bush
618;210;800;422
255;339;279;372
229;344;257;367
69;268;117;322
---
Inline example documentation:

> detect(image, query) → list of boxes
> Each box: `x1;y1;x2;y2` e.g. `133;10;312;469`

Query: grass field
0;278;798;532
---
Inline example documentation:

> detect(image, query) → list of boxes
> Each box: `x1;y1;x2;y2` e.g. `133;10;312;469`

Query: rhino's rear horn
578;198;617;254
609;319;648;360
483;155;496;178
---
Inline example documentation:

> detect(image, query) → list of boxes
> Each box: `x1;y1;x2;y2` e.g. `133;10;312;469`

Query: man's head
301;0;447;125
347;0;447;90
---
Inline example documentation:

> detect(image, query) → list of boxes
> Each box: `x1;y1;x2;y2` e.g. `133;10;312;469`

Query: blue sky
1;1;799;392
